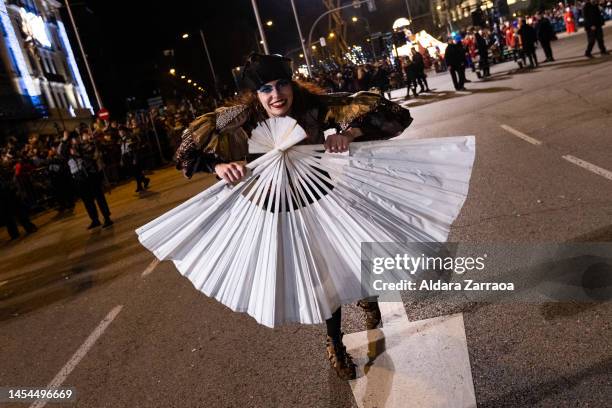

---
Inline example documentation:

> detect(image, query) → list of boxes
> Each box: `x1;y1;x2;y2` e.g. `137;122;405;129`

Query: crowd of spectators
302;1;611;95
0;98;212;221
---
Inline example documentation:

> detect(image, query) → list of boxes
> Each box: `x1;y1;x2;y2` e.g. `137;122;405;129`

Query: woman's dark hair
225;80;327;124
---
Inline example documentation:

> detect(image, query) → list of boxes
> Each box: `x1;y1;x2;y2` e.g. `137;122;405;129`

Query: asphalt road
1;28;611;408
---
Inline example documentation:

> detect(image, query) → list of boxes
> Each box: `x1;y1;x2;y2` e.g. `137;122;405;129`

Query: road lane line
500;124;542;146
141;258;160;277
562;155;612;181
29;305;123;408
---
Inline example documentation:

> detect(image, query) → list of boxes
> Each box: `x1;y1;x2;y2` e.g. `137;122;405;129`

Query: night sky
62;0;411;116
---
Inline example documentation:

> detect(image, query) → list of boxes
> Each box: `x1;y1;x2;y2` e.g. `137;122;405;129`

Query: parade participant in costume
564;7;576;33
139;54;475;382
174;54;414;379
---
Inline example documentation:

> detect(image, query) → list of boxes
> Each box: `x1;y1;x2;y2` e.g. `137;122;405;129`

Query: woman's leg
325;306;356;380
325;307;342;342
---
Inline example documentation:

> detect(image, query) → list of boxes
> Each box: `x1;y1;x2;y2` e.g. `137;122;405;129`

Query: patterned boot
357;299;382;330
326;333;357;380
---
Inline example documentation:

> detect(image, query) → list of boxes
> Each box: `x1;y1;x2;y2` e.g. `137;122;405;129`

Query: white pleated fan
136;116;475;328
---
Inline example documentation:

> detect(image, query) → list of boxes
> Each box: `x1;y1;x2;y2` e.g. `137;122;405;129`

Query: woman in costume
174;54;412;380
139;53;474;381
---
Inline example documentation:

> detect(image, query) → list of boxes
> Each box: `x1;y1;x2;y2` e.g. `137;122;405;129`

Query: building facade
431;0;531;31
0;0;93;137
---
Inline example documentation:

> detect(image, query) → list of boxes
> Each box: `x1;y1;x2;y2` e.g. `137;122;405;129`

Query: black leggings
326;307;342;342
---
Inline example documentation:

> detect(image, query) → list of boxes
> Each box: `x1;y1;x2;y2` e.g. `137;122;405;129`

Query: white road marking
500;124;542;146
562;155;612;181
343;298;476;408
29;305;123;408
141;258;160;277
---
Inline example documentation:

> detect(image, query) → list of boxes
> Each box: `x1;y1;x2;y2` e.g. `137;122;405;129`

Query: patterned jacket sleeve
322;91;413;141
175;105;250;177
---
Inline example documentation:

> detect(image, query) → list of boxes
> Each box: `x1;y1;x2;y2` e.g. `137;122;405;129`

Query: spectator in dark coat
475;30;491;77
59;133;113;229
444;37;467;91
517;18;538;67
411;49;430;92
535;13;556;62
0;164;37;240
119;126;150;193
402;57;420;98
582;0;608;58
46;147;75;212
370;62;391;99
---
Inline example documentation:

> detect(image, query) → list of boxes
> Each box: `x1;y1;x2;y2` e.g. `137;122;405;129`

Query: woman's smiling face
256;79;293;117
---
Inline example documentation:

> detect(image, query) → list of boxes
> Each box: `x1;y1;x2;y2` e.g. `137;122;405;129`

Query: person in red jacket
564;7;576;34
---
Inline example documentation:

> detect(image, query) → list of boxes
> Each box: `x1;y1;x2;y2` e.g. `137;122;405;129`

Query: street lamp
266;20;273;27
182;33;189;39
180;75;186;79
169;68;176;75
328;32;335;38
187;79;192;83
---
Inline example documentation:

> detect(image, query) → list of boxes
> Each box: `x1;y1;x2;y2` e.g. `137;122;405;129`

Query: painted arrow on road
343;297;477;408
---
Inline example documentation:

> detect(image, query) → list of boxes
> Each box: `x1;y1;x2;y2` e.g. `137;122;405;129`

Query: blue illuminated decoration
30;94;47;116
0;0;40;98
57;20;93;112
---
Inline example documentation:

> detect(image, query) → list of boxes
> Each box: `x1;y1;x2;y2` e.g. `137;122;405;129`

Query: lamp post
289;0;313;77
250;0;270;54
306;0;371;74
198;29;221;100
180;30;221;101
403;0;413;22
64;0;103;109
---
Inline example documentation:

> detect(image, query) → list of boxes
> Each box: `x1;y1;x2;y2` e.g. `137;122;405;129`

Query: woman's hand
324;128;362;153
215;162;247;185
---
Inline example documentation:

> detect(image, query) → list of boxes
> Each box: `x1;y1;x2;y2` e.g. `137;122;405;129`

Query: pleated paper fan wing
136;116;476;327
